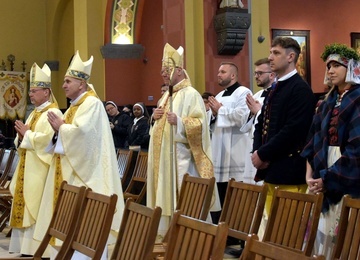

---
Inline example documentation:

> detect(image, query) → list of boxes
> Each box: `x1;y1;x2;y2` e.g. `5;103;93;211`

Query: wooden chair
263;187;323;256
110;198;162;260
0;181;87;260
152;174;215;258
163;211;228;260
0;149;15;176
117;148;136;190
239;234;325;260
0;148;5;166
332;195;360;260
57;190;118;260
123;151;148;204
176;173;215;221
219;180;268;242
0;150;19;232
0;150;18;189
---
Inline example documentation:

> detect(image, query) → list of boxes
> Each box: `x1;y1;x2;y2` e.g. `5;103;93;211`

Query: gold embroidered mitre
30;63;51;89
30;62;58;105
162;43;184;69
65;50;93;82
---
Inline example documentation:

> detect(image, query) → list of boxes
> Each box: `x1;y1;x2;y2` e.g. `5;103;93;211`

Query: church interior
0;0;359;259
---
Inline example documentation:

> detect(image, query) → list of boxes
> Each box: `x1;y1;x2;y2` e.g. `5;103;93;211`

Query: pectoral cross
21;61;27;72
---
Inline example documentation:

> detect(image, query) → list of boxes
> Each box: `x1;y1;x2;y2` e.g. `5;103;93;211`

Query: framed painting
272;29;311;85
351;32;360;54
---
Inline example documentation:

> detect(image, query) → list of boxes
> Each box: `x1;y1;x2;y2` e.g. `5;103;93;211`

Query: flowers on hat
321;43;359;66
321;43;360;85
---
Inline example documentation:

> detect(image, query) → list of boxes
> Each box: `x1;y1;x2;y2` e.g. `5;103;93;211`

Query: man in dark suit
252;37;315;215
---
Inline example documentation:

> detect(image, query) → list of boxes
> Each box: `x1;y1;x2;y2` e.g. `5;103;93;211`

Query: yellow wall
184;0;205;93
0;1;47;72
45;0;107;108
250;0;271;93
0;0;107;109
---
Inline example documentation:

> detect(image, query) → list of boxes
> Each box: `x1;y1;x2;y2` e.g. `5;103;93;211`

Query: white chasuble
34;94;124;247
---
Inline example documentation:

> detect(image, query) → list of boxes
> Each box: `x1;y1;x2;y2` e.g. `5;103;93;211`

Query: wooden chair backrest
240;234;325;260
263;188;323;256
164;211;228;260
33;181;87;258
219;179;268;241
332;195;360;260
117;149;134;187
59;190;118;260
0;149;15;175
177;173;215;221
124;151;148;203
111;198;162;260
0;148;5;165
0;151;18;188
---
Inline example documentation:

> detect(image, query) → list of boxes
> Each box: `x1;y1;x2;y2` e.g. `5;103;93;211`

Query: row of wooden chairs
227;182;360;260
150;175;323;259
0;181;119;259
152;175;324;259
0;179;225;260
240;193;360;260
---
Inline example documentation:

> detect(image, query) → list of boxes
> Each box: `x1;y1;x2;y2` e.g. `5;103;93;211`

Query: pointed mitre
65;50;93;82
30;63;51;89
29;62;58;105
162;43;184;68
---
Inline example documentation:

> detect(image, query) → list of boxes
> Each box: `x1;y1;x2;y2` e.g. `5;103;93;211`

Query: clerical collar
70;91;88;105
36;101;51;111
222;82;240;97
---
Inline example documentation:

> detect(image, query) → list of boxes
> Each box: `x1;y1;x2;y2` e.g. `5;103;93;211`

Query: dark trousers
210;182;228;224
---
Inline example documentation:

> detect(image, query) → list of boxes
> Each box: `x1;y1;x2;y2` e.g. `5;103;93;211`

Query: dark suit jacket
253;73;315;185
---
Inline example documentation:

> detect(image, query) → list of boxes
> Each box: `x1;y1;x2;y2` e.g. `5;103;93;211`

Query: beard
218;78;231;87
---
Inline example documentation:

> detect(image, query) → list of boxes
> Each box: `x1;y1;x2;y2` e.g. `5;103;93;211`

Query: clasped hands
14;120;30;140
153;107;177;125
48;111;65;132
246;93;261;115
307;178;325;193
208;96;222;115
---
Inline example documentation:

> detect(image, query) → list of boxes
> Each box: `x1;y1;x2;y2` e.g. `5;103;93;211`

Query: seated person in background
127;102;150;149
202;91;215;137
160;83;169;96
105;101;132;149
122;104;133;119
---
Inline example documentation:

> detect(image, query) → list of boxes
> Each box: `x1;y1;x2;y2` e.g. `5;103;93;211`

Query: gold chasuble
10;103;62;228
147;78;215;220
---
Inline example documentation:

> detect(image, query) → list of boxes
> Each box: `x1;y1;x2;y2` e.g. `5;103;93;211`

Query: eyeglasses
254;71;272;77
106;107;116;112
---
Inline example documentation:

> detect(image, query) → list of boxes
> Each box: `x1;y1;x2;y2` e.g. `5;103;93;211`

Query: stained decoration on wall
112;0;138;44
